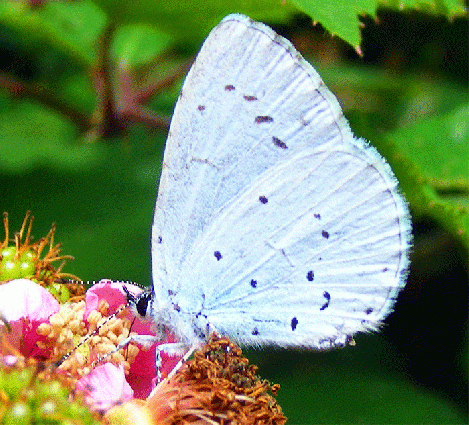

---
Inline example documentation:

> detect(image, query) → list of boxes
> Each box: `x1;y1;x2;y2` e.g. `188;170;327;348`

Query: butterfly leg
153;341;195;383
165;343;199;380
148;343;201;398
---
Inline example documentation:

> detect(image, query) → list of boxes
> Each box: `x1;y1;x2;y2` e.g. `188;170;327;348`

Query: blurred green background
0;0;467;423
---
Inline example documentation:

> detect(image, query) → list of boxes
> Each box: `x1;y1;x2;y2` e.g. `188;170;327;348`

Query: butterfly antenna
54;278;143;288
54;278;98;286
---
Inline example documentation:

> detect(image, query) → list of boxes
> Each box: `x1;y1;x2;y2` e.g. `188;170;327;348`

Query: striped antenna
54;278;145;289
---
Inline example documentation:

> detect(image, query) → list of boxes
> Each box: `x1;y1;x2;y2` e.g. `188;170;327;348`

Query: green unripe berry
0;248;36;280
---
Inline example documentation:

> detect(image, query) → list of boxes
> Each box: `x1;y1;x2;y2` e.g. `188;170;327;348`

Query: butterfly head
123;285;153;320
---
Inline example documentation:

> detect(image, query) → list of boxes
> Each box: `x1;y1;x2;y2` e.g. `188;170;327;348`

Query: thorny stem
0;23;189;140
136;50;193;104
88;22;185;139
0;73;89;132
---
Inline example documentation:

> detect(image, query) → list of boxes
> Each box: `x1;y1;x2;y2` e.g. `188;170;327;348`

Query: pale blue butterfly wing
150;14;411;349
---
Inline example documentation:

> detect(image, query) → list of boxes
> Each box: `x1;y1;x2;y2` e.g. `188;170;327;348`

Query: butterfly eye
136;293;151;317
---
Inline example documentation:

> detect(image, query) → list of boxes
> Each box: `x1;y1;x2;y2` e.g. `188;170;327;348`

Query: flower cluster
0;213;286;423
0;279;180;410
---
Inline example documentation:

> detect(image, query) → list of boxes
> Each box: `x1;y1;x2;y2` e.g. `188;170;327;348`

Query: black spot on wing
250;279;257;288
157;236;162;243
320;291;331;311
291;317;298;331
225;85;235;91
255;116;273;123
197;105;205;111
322;230;329;239
243;95;258;101
300;117;310;126
214;251;222;261
259;195;268;204
365;308;373;315
252;327;259;335
314;213;321;219
307;270;314;282
272;136;288;149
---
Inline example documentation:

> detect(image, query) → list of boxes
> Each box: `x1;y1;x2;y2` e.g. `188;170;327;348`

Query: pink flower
76;362;134;413
80;280;180;400
0;278;181;413
0;279;59;359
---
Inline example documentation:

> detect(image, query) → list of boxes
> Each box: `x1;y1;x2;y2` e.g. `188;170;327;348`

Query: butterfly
121;13;412;380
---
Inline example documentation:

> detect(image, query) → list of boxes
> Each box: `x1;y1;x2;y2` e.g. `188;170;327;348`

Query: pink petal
76;363;134;412
0;279;59;322
0;279;59;359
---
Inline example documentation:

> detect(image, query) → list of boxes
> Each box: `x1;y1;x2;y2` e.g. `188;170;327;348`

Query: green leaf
292;0;467;49
383;0;466;16
111;24;172;68
386;103;469;247
0;0;107;66
0;94;105;172
395;103;468;188
292;0;375;49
